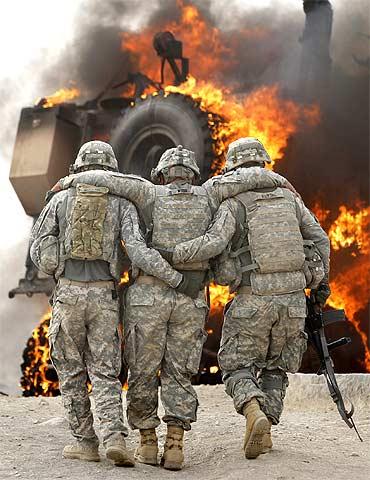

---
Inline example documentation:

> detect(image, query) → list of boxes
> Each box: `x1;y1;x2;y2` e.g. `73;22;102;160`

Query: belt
59;278;115;288
135;275;167;287
237;286;252;294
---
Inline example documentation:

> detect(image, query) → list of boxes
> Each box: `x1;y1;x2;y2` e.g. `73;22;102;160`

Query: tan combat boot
62;440;100;462
135;428;159;465
261;420;273;454
243;398;270;459
105;438;135;467
161;425;184;471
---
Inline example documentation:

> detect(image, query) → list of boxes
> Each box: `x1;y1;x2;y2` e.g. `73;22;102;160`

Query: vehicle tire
111;92;214;181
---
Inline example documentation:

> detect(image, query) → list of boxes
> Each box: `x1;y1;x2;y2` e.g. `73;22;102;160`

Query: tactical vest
56;184;124;281
149;183;214;271
231;187;306;295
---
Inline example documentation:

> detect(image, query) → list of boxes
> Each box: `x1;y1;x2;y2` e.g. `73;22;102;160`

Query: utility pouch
70;183;109;260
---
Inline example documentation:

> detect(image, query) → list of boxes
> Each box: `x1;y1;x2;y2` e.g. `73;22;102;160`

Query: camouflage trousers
49;280;127;445
124;282;208;431
218;290;307;424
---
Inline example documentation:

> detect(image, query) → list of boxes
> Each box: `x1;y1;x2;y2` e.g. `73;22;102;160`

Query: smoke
38;0;369;209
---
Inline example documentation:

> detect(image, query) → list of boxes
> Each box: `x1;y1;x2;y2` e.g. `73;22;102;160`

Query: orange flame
209;282;234;312
121;0;268;85
20;309;59;396
39;87;80;108
329;204;370;254
328;258;370;371
166;77;320;172
311;201;370;371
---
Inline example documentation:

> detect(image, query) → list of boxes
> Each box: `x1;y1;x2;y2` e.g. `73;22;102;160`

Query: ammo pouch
178;270;207;292
303;240;325;289
70;183;109;260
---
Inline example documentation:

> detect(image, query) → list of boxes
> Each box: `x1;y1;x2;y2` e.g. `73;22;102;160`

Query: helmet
224;137;271;172
71;141;118;173
151;145;200;183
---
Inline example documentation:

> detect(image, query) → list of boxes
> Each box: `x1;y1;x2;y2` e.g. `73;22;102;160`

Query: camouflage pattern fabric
123;283;208;431
49;281;126;445
219;290;307;424
31;178;183;450
30;191;181;288
58;166;293;214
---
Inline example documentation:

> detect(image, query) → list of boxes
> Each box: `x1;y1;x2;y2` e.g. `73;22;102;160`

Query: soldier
51;144;299;470
170;138;331;459
30;141;183;467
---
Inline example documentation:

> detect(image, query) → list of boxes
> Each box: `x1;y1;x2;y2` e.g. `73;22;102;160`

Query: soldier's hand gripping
311;283;331;307
176;272;202;299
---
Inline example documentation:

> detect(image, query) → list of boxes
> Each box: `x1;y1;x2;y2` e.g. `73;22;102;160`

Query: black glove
44;189;58;204
176;271;202;299
156;247;174;264
311;283;331;306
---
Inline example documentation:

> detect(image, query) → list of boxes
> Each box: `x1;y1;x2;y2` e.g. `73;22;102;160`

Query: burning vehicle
6;0;369;396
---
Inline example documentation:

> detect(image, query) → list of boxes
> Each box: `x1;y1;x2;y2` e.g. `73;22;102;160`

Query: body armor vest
151;183;214;271
231;187;306;295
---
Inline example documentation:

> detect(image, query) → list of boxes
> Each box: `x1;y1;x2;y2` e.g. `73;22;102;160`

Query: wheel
111;92;214;181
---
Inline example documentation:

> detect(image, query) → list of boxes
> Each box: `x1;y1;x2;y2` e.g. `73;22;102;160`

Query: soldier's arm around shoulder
202;167;299;206
119;199;182;288
53;171;155;210
172;200;237;265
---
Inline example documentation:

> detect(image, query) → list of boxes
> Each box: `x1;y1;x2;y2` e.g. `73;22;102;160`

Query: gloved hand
311;283;331;306
156;247;174;264
176;271;202;299
44;190;58;204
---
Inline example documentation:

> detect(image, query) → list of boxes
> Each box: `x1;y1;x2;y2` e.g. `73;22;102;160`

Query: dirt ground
1;374;369;480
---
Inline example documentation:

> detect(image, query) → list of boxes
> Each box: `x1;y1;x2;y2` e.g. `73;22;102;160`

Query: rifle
305;296;363;441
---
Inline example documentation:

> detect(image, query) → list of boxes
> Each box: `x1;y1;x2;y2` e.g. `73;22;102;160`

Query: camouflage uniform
30;185;181;446
57;161;295;431
172;180;330;424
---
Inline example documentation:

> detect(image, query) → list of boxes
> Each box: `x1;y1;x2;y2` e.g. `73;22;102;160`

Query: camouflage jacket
30;189;182;287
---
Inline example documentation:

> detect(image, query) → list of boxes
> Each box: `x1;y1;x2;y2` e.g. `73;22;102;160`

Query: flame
121;0;267;85
39;87;80;108
120;271;130;285
209;282;234;312
20;309;59;396
310;201;331;226
165;77;320;172
311;201;370;371
329;204;370;254
121;1;320;173
328;258;370;371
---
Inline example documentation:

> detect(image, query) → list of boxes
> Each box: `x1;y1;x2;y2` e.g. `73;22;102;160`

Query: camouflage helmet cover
224;137;271;172
72;140;119;172
151;145;200;182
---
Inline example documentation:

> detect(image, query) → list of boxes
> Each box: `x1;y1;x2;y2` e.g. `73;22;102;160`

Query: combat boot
261;420;273;454
135;428;159;466
161;425;184;471
62;440;100;462
243;398;270;459
105;438;135;467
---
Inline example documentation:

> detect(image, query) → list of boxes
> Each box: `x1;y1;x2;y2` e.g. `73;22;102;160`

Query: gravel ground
1;374;369;480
